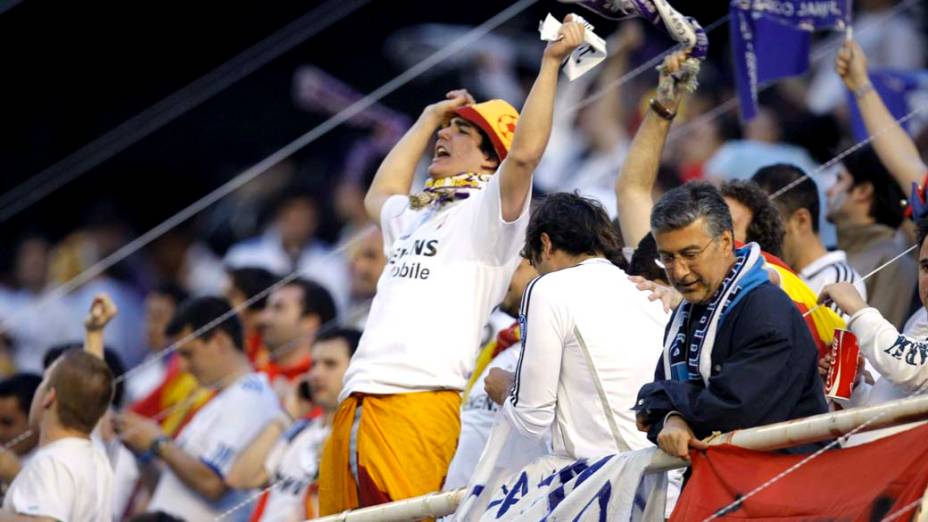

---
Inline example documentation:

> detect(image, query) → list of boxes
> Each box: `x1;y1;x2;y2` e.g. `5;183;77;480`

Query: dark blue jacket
635;282;828;445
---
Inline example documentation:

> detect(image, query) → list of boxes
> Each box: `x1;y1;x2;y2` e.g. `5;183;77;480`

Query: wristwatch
149;435;170;458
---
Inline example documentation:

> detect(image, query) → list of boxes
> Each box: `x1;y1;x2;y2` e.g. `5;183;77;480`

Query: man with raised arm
318;15;586;515
0;296;116;521
835;38;928;195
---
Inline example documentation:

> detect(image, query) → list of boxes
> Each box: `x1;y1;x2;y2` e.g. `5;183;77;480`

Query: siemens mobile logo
387;239;438;280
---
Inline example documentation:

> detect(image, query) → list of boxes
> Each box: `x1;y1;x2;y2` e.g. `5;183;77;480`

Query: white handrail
313;394;928;521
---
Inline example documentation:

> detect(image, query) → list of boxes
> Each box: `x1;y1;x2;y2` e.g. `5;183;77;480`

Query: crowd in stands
0;4;927;520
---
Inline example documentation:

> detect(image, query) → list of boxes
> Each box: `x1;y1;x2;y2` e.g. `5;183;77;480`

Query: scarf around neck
409;172;491;210
662;242;769;386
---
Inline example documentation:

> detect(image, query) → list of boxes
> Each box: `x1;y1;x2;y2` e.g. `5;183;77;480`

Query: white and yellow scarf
409;172;491;210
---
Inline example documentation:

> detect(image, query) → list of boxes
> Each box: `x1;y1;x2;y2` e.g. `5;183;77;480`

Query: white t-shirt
444;346;547;492
3;437;114;522
340;173;531;400
148;373;281;522
501;258;669;460
258;418;329;522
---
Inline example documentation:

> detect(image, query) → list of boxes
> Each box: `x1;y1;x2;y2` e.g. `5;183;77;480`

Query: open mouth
433;145;450;159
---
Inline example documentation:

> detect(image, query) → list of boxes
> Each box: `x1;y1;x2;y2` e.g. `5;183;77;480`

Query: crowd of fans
0;3;927;521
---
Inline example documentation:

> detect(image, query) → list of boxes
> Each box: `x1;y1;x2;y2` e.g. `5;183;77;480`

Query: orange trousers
318;391;461;516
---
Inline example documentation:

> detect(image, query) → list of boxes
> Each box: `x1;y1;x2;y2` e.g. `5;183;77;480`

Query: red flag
671;423;928;521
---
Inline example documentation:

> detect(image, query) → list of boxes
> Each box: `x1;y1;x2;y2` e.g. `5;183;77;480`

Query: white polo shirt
502;258;668;460
3;437;114;522
148;372;281;522
340;173;531;400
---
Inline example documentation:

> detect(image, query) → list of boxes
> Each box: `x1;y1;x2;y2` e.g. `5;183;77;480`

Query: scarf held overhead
663;242;768;385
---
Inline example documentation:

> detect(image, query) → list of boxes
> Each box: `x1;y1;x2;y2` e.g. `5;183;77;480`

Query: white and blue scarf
662;242;768;386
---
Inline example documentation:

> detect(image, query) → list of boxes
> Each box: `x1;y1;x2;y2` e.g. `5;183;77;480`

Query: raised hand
544;14;586;62
835;38;870;93
85;293;118;332
423;89;476;124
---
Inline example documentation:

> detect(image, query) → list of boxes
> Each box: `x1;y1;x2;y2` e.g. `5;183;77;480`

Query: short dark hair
0;373;42;416
476;127;499;165
285;278;337;325
522;192;627;269
720;179;786;257
151;282;189;307
166;297;244;352
628;233;666;283
651;181;733;240
228;267;278;311
315;327;362;357
44;345;126;408
842;146;905;229
46;349;113;434
752;164;820;233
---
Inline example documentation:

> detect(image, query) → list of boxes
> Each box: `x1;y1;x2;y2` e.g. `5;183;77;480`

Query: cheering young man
319;15;586;515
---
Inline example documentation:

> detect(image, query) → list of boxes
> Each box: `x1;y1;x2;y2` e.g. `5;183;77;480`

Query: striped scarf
408;172;491;210
662;243;769;385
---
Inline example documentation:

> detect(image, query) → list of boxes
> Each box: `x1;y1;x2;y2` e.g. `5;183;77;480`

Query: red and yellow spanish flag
747;244;845;357
129;355;214;437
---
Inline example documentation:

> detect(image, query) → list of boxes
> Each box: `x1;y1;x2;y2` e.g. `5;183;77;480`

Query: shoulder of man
728;282;805;335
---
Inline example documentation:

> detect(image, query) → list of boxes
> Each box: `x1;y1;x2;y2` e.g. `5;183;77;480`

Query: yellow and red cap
453;99;520;161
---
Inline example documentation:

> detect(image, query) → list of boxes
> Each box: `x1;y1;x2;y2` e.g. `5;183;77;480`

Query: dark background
0;0;731;243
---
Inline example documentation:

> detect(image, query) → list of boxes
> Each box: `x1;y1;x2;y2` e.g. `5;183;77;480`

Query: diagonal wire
0;0;539;336
0;0;371;225
114;225;374;386
804;243;918;318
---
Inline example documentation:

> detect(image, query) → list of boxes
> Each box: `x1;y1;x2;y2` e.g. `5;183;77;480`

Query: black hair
628;233;667;284
151;282;189;307
842;146;906;229
166;297;244;352
227;267;278;311
752;163;820;233
720;179;786;257
285;278;337;325
475;127;500;165
43;345;125;408
0;373;42;416
651;181;733;240
522;192;627;269
315;327;362;357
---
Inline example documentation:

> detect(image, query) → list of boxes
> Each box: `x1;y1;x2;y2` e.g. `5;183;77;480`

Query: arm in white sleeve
500;279;568;439
849;307;928;392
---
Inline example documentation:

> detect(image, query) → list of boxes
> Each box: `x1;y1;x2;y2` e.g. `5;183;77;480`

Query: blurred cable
0;0;371;225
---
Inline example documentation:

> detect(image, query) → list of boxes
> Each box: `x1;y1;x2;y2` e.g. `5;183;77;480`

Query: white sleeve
6;456;72;521
468;173;532;266
501;278;568;439
201;387;282;478
379;195;411;248
849;307;928;392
